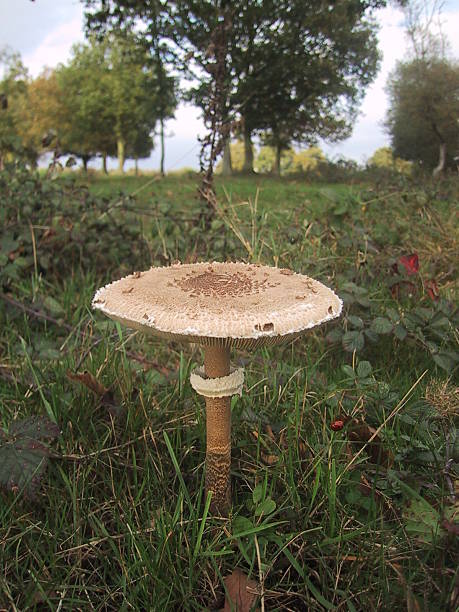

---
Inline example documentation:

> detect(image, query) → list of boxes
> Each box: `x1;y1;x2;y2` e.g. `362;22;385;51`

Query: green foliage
367;146;412;174
1;35;177;171
84;0;385;167
253;145;328;176
327;283;459;373
254;146;294;174
385;57;459;170
0;416;60;497
0;47;34;166
0;165;458;610
0;162;148;288
56;35;164;169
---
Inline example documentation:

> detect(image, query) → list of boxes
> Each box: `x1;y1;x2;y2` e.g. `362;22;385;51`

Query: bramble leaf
342;330;364;352
0;416;60;498
371;317;393;334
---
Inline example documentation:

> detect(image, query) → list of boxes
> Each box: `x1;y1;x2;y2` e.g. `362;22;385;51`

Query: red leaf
442;519;459;535
399;253;419;275
348;419;394;468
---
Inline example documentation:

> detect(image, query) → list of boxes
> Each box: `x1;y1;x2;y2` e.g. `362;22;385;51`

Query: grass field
1;165;458;610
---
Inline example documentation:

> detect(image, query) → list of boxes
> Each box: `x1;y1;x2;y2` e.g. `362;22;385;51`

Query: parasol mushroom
92;262;342;514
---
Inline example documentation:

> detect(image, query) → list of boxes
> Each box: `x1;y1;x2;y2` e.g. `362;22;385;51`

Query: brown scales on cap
93;261;342;514
175;269;270;297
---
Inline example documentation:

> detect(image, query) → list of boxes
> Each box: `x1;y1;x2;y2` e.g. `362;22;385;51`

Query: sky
1;0;458;171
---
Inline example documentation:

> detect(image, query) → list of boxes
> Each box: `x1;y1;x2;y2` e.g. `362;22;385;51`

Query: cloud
166;103;205;140
23;15;85;77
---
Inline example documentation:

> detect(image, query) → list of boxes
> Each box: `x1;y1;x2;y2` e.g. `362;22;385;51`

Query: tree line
1;0;458;175
0;35;176;173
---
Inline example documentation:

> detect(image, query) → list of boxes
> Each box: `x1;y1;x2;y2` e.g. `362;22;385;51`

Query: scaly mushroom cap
93;262;342;349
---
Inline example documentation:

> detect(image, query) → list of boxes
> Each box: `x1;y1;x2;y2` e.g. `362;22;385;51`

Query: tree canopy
0;48;32;167
385;57;459;173
1;33;176;172
83;0;393;175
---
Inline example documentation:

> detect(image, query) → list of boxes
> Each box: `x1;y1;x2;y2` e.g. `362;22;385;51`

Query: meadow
0;164;458;610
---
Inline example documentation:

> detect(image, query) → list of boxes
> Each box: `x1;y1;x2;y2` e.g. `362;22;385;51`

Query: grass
0;166;458;610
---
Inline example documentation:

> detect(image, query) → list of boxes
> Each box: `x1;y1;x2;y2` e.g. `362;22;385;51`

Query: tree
54;35;160;172
16;69;65;158
216;139;246;174
385;0;459;175
0;48;32;167
247;1;384;175
84;1;177;174
292;147;327;173
55;40;116;170
83;0;398;178
385;58;459;173
254;146;294;175
367;146;412;173
106;34;160;172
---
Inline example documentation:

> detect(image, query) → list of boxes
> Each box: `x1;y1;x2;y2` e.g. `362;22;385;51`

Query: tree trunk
160;116;165;176
135;157;139;176
102;153;108;175
222;138;232;176
273;144;282;176
242;127;254;173
117;138;125;173
432;142;446;177
82;155;89;173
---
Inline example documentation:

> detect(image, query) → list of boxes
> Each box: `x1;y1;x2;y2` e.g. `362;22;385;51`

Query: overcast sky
1;0;458;171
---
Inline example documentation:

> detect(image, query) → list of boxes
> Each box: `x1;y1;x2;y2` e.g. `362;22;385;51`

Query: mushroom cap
93;262;342;349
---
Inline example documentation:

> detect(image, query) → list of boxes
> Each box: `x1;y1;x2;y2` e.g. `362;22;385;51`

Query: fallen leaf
298;439;308;459
391;281;417;300
264;424;276;443
67;370;108;396
398;253;419;275
67;370;123;418
348;419;394;468
261;452;278;465
223;569;258;612
426;278;439;301
390;563;421;612
331;419;344;431
442;519;459;535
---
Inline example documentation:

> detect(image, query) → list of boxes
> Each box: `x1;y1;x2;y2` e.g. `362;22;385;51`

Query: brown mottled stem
204;345;231;515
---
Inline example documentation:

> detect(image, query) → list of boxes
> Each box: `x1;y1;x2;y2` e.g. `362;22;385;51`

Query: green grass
0;167;458;610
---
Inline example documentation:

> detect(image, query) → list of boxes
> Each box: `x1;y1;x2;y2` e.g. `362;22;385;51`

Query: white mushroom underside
92;262;342;343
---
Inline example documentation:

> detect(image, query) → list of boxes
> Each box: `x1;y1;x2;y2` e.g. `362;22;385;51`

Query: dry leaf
261;452;278;465
67;370;108;396
67;370;123;418
223;569;258;612
450;577;459;612
348;419;394;468
265;424;276;442
390;563;421;612
298;440;308;459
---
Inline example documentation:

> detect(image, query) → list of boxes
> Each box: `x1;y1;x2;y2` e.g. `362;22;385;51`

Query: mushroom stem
204;345;231;515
